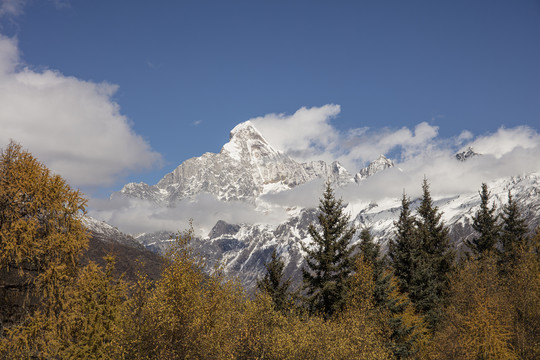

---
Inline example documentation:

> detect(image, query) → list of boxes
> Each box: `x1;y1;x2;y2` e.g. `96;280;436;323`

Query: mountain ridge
114;121;357;204
102;121;540;290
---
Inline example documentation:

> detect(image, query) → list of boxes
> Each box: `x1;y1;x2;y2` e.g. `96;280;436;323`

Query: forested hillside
1;143;538;359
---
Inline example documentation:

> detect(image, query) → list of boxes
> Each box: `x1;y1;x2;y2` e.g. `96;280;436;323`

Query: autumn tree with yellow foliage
0;141;88;330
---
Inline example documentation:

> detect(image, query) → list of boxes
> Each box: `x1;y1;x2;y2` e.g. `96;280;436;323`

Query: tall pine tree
412;178;454;330
466;183;500;256
361;227;425;359
359;228;386;305
389;192;419;295
257;248;292;312
302;181;356;319
500;190;528;268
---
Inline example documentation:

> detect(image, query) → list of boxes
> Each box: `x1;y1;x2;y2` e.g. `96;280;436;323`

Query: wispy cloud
192;120;202;126
0;0;70;17
88;193;289;235
0;0;26;17
51;0;71;10
146;60;161;70
0;35;162;189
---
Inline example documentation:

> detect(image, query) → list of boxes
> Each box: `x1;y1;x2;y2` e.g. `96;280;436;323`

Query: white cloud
0;35;162;189
248;105;444;172
0;0;26;17
249;107;540;209
466;126;540;159
250;104;341;162
338;122;440;169
457;130;473;144
324;126;540;204
88;193;289;235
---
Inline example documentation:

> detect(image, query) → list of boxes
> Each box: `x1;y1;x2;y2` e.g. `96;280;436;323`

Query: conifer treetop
302;181;356;318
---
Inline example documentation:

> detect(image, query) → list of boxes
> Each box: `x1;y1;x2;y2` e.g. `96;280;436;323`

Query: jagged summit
115;121;354;204
355;154;394;182
455;147;481;162
222;121;281;162
229;121;266;141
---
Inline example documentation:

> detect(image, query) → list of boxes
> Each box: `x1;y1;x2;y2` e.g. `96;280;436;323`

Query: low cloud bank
88;194;289;236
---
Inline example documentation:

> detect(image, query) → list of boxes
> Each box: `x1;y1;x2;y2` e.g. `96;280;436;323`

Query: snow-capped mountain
131;172;540;290
115;121;352;204
455;146;481;161
108;121;540;290
354;154;395;182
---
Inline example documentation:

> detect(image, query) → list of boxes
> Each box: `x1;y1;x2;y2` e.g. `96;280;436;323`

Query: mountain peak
355;155;394;181
222;121;277;162
115;120;355;205
455;147;481;162
229;121;267;142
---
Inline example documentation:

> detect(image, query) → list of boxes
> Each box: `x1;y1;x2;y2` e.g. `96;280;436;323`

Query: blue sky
1;0;539;199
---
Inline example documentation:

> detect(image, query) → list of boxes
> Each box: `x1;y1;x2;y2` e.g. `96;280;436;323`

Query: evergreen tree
361;227;425;359
466;183;500;256
257;248;292;312
302;181;356;319
358;228;385;305
359;228;381;265
389;192;419;295
500;190;528;267
412;178;454;330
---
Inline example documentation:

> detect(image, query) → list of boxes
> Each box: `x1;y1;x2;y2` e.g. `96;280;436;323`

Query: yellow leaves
113;229;248;359
505;237;540;359
430;255;519;360
0;141;88;276
0;259;127;359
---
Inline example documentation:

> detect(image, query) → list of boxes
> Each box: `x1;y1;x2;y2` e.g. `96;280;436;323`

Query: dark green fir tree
412;178;454;330
358;227;388;307
500;190;528;268
257;248;292;312
365;226;421;359
302;181;356;319
359;227;380;266
466;183;500;256
389;192;419;295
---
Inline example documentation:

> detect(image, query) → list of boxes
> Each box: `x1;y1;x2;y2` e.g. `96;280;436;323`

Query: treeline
0;141;538;359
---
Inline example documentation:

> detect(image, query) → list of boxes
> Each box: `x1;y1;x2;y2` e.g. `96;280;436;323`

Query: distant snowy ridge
455;146;481;162
110;121;540;290
133;172;540;289
355;154;395;181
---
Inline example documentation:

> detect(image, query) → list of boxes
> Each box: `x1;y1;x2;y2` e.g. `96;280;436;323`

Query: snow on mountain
109;121;540;290
455;146;481;162
127;172;540;290
114;121;352;204
82;216;144;248
354;155;395;182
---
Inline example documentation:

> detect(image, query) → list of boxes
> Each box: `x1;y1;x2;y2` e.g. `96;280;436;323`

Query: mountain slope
109;121;540;290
